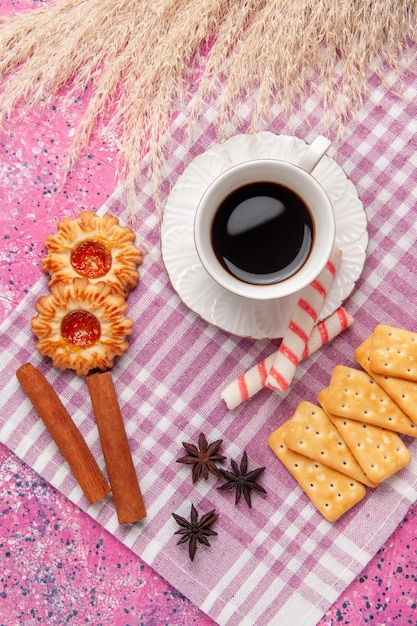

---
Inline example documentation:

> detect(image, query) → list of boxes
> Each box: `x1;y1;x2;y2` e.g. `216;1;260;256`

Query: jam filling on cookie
70;240;112;279
61;310;101;347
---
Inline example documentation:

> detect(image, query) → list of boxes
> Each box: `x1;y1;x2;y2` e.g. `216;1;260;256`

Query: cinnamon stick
86;370;147;524
16;363;110;504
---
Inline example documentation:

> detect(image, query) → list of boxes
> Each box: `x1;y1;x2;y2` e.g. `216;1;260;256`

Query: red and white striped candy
221;306;352;409
265;247;342;392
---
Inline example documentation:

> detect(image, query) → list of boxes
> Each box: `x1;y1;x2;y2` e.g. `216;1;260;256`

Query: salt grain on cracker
285;400;378;488
268;422;366;522
326;365;417;437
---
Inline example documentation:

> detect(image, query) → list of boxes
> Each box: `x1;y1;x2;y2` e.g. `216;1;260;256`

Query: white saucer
161;132;368;339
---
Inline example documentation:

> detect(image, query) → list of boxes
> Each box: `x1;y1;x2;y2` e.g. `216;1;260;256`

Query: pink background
1;1;417;624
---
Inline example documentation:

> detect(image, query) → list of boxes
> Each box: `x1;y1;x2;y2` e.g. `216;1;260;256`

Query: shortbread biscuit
31;277;133;376
319;387;412;483
369;324;417;381
326;365;417;437
268;422;366;522
286;400;378;487
42;211;142;297
355;335;417;425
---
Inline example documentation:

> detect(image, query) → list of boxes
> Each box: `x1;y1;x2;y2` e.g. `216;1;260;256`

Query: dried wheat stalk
0;0;415;216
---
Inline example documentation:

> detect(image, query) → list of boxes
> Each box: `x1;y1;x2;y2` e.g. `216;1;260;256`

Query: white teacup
194;135;335;300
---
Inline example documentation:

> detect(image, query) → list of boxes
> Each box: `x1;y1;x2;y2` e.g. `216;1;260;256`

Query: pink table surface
1;2;417;625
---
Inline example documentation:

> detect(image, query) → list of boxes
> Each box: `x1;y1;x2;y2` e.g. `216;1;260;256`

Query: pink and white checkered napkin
2;64;417;626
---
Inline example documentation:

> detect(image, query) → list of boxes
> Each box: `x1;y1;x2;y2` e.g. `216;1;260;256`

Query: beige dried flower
0;0;415;216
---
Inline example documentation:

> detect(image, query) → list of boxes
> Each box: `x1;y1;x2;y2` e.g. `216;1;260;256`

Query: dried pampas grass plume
0;0;416;218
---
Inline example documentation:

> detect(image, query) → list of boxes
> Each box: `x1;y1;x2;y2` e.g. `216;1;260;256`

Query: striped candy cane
221;306;352;409
265;247;342;392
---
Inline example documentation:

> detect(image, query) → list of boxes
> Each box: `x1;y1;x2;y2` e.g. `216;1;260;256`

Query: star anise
217;450;267;508
172;504;218;561
176;432;226;483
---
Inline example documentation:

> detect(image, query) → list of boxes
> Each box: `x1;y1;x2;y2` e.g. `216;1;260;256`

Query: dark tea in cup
211;181;314;286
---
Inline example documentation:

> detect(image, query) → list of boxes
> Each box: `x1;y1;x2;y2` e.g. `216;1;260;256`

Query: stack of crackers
268;324;417;522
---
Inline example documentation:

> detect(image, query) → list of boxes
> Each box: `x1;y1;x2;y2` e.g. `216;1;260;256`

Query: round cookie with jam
41;211;142;297
31;277;133;376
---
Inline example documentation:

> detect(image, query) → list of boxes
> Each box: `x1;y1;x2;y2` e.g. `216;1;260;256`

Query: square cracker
268;421;366;522
355;335;417;425
326;365;417;437
319;387;412;483
369;324;417;381
285;400;378;488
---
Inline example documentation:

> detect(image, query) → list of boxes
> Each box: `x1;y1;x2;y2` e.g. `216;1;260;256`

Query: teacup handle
297;135;332;173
